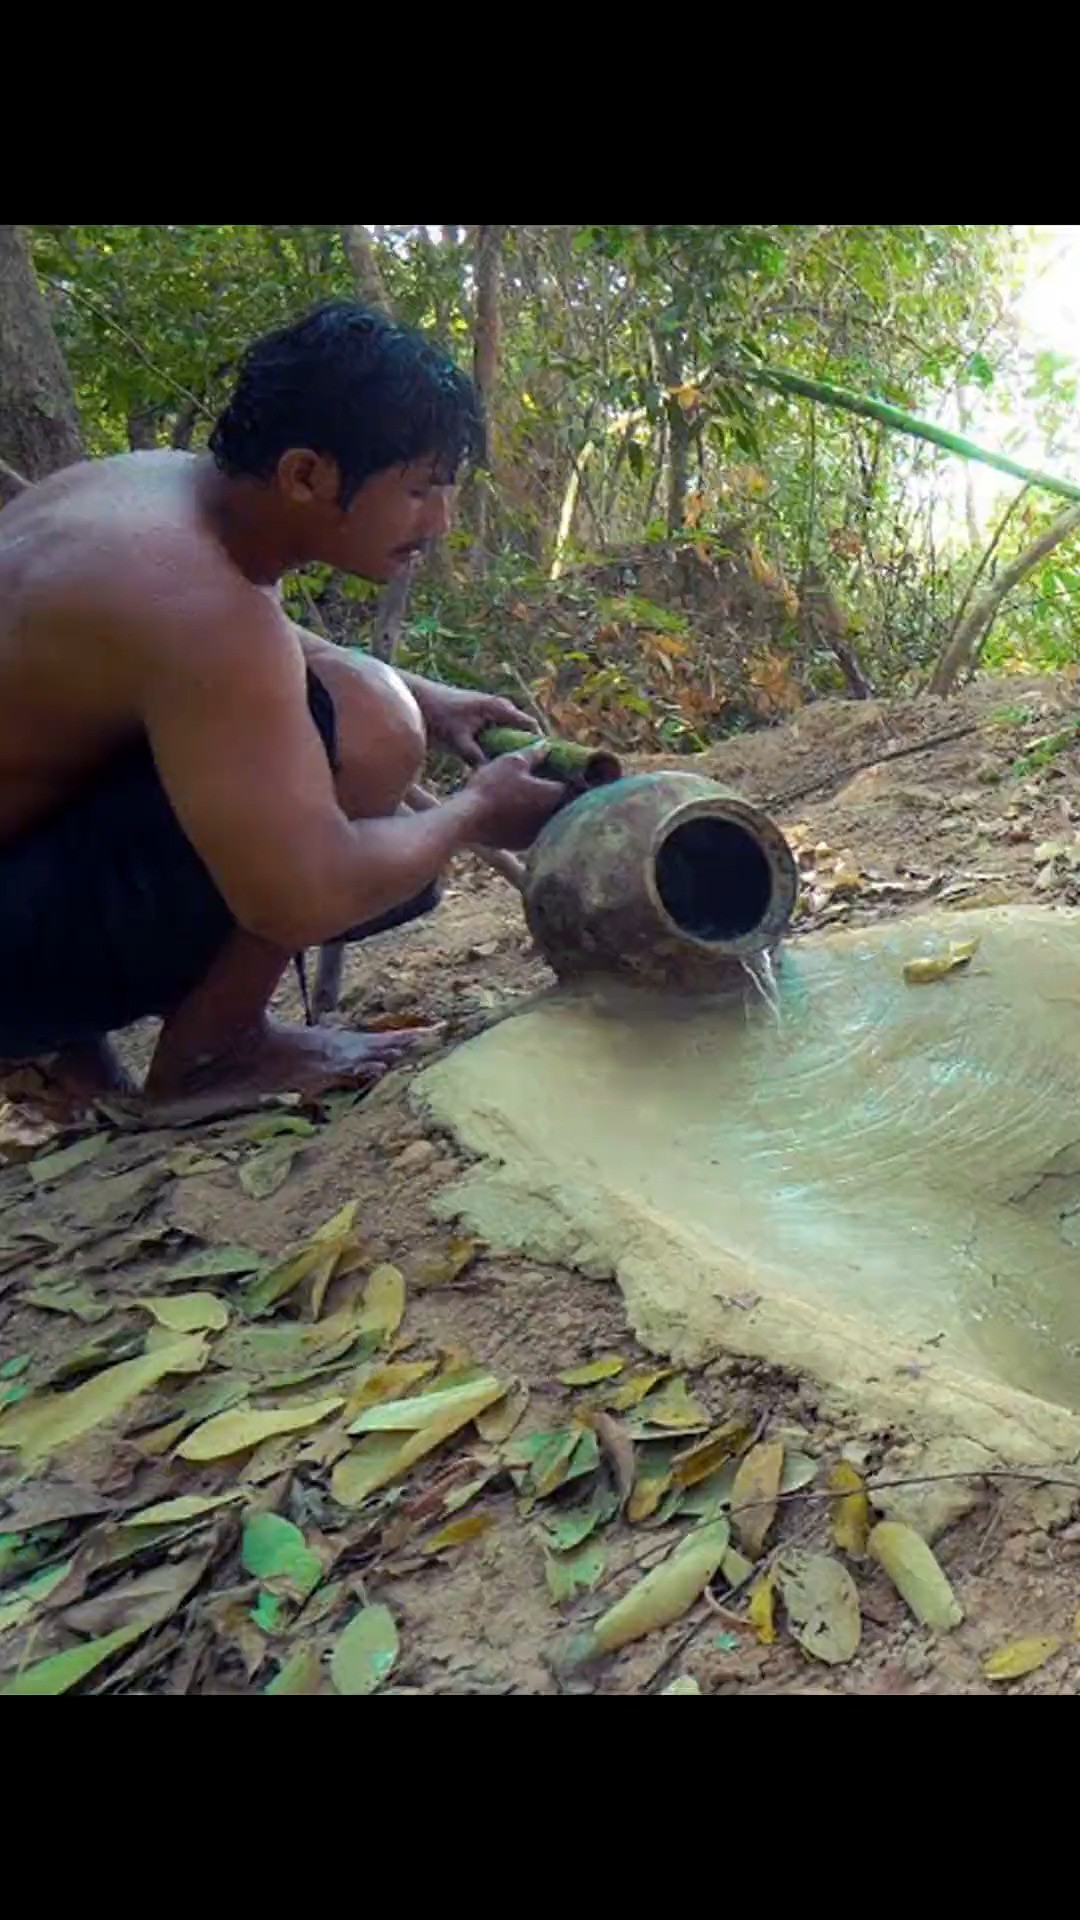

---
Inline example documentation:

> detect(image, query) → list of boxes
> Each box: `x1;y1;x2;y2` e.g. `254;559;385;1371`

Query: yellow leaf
178;1395;344;1462
413;1234;481;1290
722;1546;755;1588
558;1357;626;1387
748;1570;777;1644
628;1465;673;1523
581;1520;730;1659
829;1460;870;1555
673;1422;751;1489
331;1375;505;1508
868;1521;963;1629
344;1360;437;1421
0;1334;208;1464
348;1373;503;1434
136;1292;230;1334
604;1367;673;1411
776;1549;861;1665
121;1491;244;1528
245;1200;360;1317
982;1635;1062;1681
356;1263;405;1340
636;1376;710;1430
421;1513;494;1554
903;938;979;985
661;1674;702;1695
730;1439;784;1557
131;1415;189;1458
475;1379;530;1444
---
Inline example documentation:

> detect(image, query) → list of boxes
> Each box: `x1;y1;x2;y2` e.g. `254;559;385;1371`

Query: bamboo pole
737;364;1080;506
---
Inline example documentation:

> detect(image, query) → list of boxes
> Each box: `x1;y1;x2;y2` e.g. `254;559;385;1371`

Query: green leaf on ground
330;1603;399;1695
241;1511;323;1598
166;1246;263;1282
28;1133;110;1186
2;1622;147;1694
546;1542;607;1603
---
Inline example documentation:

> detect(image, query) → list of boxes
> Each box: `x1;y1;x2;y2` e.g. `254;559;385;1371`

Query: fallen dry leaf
748;1569;777;1644
474;1379;530;1445
413;1234;481;1290
777;1549;861;1665
122;1492;243;1529
0;1334;207;1464
178;1395;344;1462
829;1460;870;1555
982;1635;1062;1681
331;1375;505;1507
673;1422;750;1490
356;1263;405;1341
590;1409;636;1511
238;1139;306;1198
421;1513;494;1555
571;1519;730;1662
136;1292;230;1334
730;1439;784;1558
634;1377;710;1432
558;1357;626;1387
868;1520;963;1629
903;938;979;985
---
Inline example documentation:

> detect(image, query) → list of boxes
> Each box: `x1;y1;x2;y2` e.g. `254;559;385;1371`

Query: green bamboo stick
735;363;1080;506
479;726;623;791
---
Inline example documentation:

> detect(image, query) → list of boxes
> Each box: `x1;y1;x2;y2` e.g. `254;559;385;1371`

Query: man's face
341;457;455;580
281;452;454;580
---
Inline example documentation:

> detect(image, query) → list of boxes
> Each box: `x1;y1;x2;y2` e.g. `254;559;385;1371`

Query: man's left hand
411;682;538;767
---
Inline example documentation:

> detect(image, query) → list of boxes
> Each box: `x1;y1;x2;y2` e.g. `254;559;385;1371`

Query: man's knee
312;650;426;820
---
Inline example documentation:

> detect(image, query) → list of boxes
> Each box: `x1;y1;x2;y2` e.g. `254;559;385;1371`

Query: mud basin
416;906;1080;1458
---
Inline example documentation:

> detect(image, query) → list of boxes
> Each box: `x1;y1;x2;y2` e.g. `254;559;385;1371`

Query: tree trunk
127;408;161;451
928;502;1080;695
340;227;390;312
468;225;503;558
314;226;404;1020
0;225;85;482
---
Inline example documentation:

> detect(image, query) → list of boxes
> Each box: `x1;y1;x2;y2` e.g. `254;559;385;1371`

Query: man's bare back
0;454;266;840
0;304;565;1114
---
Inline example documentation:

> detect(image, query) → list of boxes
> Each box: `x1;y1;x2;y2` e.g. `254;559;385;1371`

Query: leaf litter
0;1132;1045;1695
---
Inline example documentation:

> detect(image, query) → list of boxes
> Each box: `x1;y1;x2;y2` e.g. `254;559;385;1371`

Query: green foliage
23;222;1079;728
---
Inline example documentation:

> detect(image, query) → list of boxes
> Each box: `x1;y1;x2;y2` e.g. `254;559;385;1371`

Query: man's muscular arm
134;584;555;951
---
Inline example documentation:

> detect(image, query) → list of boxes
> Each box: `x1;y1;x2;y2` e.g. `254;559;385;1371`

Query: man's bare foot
143;1015;441;1122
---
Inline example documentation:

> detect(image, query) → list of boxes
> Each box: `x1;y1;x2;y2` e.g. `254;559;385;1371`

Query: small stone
469;941;499;959
900;1640;933;1679
395;1139;436;1171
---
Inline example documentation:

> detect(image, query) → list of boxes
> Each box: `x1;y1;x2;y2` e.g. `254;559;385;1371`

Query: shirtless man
0;300;564;1109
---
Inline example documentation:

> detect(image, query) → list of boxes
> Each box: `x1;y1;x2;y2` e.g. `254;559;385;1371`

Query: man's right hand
463;746;567;851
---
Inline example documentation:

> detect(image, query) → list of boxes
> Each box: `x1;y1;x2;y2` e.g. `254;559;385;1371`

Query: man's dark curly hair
209;301;486;505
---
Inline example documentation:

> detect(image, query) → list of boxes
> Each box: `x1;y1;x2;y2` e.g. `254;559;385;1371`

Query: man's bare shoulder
4;453;283;651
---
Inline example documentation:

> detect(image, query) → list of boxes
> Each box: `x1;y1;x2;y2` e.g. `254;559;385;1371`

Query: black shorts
0;670;438;1058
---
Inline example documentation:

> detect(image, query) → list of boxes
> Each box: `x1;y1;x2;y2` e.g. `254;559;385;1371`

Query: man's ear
277;448;341;505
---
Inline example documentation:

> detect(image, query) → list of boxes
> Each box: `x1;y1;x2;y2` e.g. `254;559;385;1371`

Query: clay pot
523;771;798;990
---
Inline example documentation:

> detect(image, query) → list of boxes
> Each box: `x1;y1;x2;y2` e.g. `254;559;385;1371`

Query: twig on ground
767;722;980;812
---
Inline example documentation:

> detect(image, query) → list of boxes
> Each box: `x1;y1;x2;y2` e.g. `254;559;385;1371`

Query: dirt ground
3;672;1080;1695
